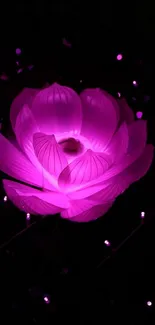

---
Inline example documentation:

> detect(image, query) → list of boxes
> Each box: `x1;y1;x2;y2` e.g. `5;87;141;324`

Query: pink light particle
16;48;21;55
117;92;121;98
3;195;7;202
147;301;152;307
136;111;143;119
16;61;20;66
141;211;145;219
43;295;50;304
116;54;123;61
17;68;23;74
133;80;138;86
26;213;31;220
104;240;110;247
28;64;34;70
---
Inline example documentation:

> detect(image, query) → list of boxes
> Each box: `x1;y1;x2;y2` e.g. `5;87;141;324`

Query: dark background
0;1;155;324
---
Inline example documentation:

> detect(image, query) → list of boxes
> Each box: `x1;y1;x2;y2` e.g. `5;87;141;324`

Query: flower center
59;137;84;156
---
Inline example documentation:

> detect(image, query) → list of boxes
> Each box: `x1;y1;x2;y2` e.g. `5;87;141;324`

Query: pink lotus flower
0;83;153;222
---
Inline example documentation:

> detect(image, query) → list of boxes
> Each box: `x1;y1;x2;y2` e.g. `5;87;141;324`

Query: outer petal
80;88;117;148
33;133;68;177
101;89;120;124
10;88;38;130
127;120;147;156
118;98;134;125
15;106;57;189
0;134;51;189
85;144;154;202
78;120;148;188
61;199;114;222
104;122;129;163
31;83;82;135
68;144;153;212
58;149;112;190
3;179;69;215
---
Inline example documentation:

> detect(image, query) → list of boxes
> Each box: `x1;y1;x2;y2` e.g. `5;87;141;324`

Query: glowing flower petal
33;133;68;177
15;106;57;189
31;83;82;135
10;88;39;130
80;88;117;148
0;134;47;189
58;149;112;189
3;179;69;215
61;199;114;222
77;121;147;189
118;98;134;125
105;122;128;162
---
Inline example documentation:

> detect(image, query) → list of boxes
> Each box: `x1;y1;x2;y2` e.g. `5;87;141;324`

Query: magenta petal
127;120;147;156
80;88;117;148
58;149;112;189
0;134;48;188
61;199;114;222
10;88;38;130
118;98;134;125
119;144;154;185
33;133;68;177
3;179;69;215
15;104;39;161
101;89;120;124
31;83;82;134
105;122;128;163
79;120;148;188
68;183;109;200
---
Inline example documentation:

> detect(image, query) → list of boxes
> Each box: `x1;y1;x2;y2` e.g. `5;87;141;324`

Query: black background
0;1;155;324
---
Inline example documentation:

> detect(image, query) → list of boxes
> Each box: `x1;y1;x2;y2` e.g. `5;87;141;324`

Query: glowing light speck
104;240;110;246
136;111;143;119
16;48;21;55
116;54;123;61
141;211;145;218
133;80;138;86
4;196;7;202
147;301;152;307
26;213;31;220
117;92;121;98
43;295;50;304
17;68;23;74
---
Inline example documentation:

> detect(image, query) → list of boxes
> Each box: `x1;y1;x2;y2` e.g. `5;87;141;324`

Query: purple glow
116;53;123;61
17;68;23;74
16;61;20;66
3;195;7;202
0;73;8;81
147;301;152;307
62;38;72;48
28;65;34;70
0;83;153;222
16;48;21;55
136;111;143;119
26;213;31;220
133;80;138;86
104;240;111;246
43;295;50;304
117;92;121;98
141;211;145;219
